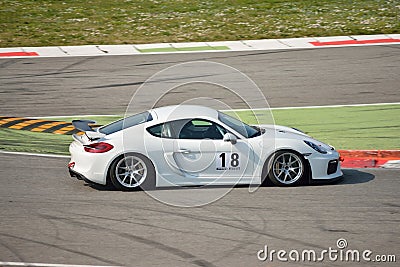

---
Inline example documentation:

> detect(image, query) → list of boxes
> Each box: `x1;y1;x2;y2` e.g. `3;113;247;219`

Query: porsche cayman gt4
69;105;342;190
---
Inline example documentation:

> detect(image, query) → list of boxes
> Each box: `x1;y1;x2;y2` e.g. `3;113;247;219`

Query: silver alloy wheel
272;152;303;185
115;155;148;188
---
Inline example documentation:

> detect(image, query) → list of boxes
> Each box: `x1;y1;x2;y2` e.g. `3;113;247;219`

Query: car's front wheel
109;153;155;191
267;150;306;186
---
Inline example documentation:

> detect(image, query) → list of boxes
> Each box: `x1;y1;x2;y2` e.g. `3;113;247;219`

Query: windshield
218;111;262;138
99;112;152;135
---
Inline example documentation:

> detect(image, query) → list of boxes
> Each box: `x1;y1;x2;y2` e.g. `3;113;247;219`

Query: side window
178;119;226;140
147;123;174;138
147;119;228;140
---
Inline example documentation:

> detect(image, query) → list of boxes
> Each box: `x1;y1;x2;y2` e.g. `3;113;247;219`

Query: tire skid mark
0;57;92;81
99;201;325;250
66;211;260;246
203;205;256;229
56;57;96;73
83;72;217;90
0;239;26;263
84;81;144;90
200;206;268;263
40;214;218;267
36;213;65;244
0;70;84;80
0;59;17;69
133;206;326;250
0;233;122;266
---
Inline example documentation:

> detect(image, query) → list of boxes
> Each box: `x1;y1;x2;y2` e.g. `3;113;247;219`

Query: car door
170;119;254;183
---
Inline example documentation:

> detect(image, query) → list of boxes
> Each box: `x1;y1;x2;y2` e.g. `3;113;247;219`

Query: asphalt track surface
0;45;399;266
1;45;400;116
0;154;399;267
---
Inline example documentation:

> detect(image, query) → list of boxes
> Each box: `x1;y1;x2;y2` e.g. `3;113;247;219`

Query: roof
150;105;219;123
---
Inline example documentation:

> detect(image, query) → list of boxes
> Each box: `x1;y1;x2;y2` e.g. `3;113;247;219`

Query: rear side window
147;122;174;138
99;112;152;135
147;124;162;137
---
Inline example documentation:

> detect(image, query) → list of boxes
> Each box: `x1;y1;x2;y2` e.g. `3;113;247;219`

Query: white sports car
69;105;342;190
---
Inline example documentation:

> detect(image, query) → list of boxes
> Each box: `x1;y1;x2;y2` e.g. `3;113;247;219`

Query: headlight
304;140;327;154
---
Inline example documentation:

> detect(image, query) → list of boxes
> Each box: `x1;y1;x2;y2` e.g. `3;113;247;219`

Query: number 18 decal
216;152;241;171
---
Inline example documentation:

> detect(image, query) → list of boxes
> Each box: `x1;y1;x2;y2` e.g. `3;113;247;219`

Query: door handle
177;148;190;154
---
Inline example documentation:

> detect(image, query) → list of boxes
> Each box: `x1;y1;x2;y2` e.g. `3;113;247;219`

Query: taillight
84;142;114;153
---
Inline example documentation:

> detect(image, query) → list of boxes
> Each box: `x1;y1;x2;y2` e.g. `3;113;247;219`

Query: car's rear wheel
109;153;155;191
267;150;306;186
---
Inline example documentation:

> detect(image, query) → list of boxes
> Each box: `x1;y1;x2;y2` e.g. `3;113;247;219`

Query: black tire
109;153;155;191
265;150;307;186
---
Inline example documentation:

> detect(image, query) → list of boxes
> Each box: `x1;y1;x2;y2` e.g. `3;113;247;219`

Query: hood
257;124;334;151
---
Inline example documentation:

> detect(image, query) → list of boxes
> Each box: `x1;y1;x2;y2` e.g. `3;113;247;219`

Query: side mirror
223;133;237;145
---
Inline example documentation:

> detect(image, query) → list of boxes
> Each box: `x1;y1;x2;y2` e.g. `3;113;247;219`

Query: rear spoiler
72;120;97;132
72;120;106;144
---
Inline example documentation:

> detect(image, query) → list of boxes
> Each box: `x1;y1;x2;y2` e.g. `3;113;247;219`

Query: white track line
29;102;400;119
272;102;400;110
0;150;69;159
226;102;400;112
0;262;122;267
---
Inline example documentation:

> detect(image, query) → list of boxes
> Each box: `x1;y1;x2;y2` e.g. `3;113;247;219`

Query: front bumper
306;151;343;180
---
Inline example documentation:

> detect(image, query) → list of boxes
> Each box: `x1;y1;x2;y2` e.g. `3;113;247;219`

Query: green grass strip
2;0;398;47
0;104;398;155
231;104;400;150
0;116;120;155
0;129;72;155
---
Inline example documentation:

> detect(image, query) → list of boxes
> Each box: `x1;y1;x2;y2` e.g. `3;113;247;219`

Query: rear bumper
69;140;113;185
69;168;83;180
68;168;101;185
